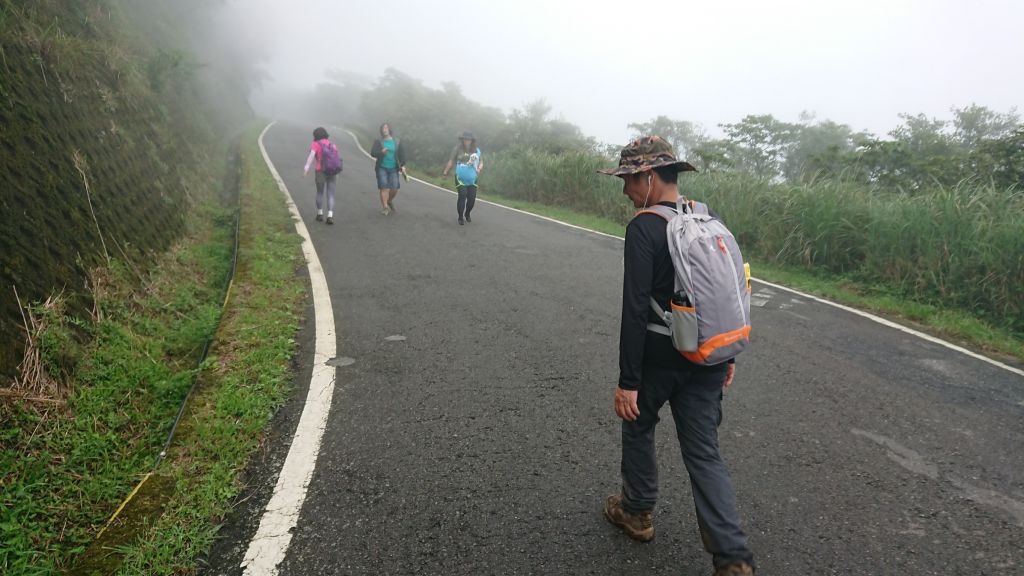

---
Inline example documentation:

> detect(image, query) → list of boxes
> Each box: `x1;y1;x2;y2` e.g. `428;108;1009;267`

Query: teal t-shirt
381;138;397;169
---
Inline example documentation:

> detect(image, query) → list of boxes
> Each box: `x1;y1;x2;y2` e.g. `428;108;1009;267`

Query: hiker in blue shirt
442;131;482;225
370;122;407;216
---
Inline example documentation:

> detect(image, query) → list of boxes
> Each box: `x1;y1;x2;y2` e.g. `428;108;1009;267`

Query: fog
231;0;1022;144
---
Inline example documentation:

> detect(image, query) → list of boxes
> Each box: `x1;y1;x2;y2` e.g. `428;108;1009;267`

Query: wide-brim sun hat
598;135;697;176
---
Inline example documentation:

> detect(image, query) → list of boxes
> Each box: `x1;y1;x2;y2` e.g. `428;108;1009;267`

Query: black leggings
457;184;477;217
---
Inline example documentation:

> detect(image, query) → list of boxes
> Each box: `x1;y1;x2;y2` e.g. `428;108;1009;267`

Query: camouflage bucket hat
598;135;697;176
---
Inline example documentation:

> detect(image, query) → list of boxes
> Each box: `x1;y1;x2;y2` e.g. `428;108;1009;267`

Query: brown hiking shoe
713;561;754;576
603;494;654;541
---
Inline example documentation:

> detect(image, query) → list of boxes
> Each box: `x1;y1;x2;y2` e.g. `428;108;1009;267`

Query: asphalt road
203;123;1024;576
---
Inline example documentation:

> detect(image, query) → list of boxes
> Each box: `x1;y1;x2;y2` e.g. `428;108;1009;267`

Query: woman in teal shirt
370;122;407;216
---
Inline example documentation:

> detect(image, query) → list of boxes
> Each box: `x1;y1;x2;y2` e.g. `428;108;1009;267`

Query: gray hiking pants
620;363;754;569
315;171;336;212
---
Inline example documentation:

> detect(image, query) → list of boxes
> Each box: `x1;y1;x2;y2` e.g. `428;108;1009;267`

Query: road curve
203;123;1024;576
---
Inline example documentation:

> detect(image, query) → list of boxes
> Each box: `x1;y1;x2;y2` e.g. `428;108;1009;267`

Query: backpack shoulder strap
637;203;681;333
681;199;709;216
636;204;676;221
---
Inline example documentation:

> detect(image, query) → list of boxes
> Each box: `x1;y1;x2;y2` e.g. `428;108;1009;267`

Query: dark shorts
376;166;401;190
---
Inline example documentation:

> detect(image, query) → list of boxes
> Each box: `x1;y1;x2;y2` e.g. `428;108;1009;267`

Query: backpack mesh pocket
670;300;699;353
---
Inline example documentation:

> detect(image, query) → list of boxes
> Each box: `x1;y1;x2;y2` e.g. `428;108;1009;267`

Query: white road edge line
240;122;339;575
343;129;1023;379
753;278;1023;378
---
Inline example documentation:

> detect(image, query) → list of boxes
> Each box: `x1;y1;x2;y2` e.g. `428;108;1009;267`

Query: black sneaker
458;216;465;225
316;214;323;222
326;216;334;225
464;214;472;223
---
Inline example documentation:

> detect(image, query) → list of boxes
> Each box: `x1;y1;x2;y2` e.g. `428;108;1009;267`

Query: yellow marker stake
97;472;153;539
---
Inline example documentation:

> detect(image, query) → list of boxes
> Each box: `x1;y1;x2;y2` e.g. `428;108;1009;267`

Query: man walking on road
599;136;756;576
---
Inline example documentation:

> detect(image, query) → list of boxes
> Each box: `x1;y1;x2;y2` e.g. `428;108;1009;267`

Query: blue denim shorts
376;166;401;190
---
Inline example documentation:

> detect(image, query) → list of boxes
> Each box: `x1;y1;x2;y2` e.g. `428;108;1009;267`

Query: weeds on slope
1;126;306;574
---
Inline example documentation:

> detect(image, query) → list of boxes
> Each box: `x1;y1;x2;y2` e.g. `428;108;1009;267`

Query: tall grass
485;146;634;224
485;149;1024;336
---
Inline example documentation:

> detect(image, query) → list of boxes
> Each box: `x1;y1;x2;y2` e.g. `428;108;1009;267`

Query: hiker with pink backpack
303;127;343;225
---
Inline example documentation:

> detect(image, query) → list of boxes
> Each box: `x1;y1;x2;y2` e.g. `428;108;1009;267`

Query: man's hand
723;363;736;389
614;387;640;422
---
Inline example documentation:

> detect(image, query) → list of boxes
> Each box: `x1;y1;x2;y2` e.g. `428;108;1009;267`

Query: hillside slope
0;0;250;380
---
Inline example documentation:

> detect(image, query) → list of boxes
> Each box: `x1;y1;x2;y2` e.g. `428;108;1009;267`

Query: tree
801;108;1022;190
690;139;737;173
719;114;800;178
356;69;510;166
969;129;1024;189
500;99;594;153
951;104;1020;149
627;116;708;160
787;114;868;181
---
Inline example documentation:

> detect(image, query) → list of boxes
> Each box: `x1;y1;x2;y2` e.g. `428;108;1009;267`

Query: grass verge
111;125;305;574
408;168;1024;363
1;200;233;573
0;125;305;574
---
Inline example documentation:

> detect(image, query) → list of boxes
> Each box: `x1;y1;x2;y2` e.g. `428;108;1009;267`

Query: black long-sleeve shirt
618;201;727;390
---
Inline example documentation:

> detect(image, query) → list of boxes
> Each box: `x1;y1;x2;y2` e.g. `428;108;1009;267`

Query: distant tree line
629;106;1022;191
309;68;598;169
305;68;1021;192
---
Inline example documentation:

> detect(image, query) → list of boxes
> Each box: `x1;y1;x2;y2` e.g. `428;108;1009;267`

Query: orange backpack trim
681;326;752;364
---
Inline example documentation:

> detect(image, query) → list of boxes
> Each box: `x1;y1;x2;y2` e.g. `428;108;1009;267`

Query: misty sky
238;0;1022;145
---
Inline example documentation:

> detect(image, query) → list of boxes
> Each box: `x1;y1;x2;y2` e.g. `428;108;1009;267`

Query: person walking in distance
599;136;756;576
303;127;341;225
370;122;407;215
442;131;482;225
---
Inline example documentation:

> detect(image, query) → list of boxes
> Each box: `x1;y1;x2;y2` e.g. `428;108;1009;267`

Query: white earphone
642;173;654;209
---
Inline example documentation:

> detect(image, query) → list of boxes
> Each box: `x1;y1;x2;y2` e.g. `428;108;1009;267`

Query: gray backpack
641;199;751;366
